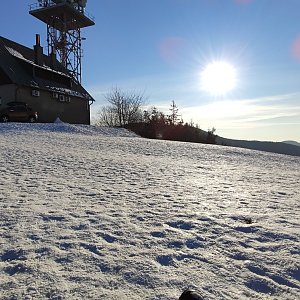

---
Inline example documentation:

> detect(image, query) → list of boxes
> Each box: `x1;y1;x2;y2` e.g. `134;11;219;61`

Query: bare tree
97;87;145;127
96;105;118;126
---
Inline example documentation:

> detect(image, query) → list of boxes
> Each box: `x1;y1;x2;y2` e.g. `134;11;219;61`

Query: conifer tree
168;100;179;125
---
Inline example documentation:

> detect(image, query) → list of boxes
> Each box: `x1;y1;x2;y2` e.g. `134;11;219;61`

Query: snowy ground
0;123;299;300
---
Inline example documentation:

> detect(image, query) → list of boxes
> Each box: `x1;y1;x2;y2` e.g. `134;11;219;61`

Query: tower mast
29;0;95;83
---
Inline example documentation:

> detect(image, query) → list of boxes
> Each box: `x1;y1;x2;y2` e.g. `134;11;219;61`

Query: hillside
216;136;300;157
125;122;300;157
0;123;299;300
282;141;300;147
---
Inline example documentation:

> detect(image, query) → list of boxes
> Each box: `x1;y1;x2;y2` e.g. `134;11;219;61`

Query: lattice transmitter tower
29;0;95;83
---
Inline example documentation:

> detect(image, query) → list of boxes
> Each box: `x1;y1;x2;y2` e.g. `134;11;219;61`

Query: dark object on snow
243;217;253;224
179;289;204;300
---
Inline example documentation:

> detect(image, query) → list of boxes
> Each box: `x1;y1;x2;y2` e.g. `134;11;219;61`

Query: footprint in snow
234;226;258;234
101;233;117;243
185;239;203;249
245;278;274;294
1;249;27;262
167;240;184;249
4;263;32;275
71;223;89;230
150;231;166;238
156;255;175;266
42;215;65;222
80;243;103;256
166;220;194;230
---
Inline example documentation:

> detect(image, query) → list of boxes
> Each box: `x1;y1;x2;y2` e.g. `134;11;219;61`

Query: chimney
34;34;43;65
50;47;57;71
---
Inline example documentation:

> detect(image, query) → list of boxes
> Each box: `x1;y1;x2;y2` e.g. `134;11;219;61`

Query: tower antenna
29;0;95;83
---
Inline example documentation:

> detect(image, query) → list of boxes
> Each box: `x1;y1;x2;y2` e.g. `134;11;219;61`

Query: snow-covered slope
0;123;299;300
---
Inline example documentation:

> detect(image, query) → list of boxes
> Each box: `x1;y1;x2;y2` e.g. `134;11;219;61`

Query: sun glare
200;61;237;96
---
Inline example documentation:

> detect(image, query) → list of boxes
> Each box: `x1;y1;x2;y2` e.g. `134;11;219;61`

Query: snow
0;123;299;299
45;86;93;100
5;46;68;77
4;46;93;100
5;46;29;62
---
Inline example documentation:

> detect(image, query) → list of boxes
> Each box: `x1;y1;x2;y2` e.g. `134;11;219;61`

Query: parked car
0;102;38;123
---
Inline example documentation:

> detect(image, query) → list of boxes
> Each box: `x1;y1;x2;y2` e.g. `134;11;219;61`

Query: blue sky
1;0;300;141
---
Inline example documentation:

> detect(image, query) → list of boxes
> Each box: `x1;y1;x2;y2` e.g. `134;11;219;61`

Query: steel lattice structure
30;0;94;83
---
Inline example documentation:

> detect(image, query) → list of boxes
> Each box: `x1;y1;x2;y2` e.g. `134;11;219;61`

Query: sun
200;61;237;96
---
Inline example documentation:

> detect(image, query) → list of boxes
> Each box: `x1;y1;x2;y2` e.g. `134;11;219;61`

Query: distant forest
96;87;217;144
124;107;217;144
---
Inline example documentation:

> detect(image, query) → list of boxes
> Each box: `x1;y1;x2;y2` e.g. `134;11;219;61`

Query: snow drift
0;123;299;299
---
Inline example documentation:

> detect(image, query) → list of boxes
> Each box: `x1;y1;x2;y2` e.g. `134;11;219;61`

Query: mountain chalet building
0;35;94;124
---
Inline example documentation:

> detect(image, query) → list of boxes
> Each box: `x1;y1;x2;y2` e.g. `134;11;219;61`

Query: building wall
0;84;17;106
0;84;91;124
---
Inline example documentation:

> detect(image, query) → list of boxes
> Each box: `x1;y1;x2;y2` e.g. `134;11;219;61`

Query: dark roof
0;36;94;101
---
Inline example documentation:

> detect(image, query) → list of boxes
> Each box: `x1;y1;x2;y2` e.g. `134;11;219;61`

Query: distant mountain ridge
282;140;300;147
216;137;300;157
